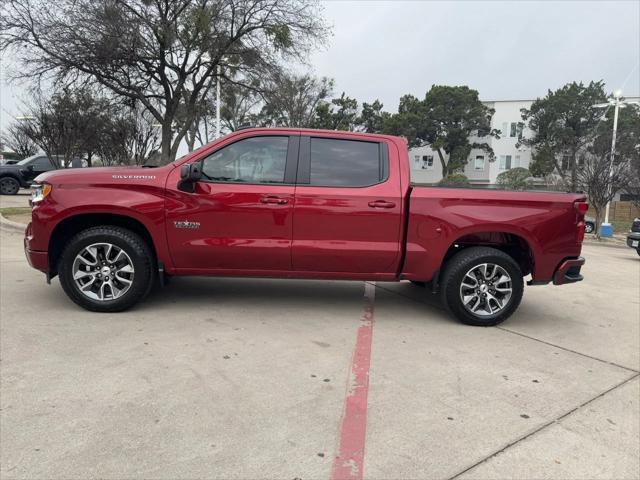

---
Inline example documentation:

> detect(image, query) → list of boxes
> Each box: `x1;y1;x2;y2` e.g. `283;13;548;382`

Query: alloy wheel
459;263;513;316
72;243;135;301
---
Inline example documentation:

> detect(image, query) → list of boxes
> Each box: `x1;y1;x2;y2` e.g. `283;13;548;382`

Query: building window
561;155;570;170
502;122;508;138
514;155;521;168
422;155;433;169
474;155;485;170
508;122;524;139
499;155;512;170
414;155;420;165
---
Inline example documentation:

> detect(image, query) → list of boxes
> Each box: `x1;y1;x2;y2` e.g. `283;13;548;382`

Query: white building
409;99;535;187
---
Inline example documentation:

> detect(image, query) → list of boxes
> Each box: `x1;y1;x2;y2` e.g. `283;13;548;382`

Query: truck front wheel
58;226;155;312
440;247;524;326
0;177;20;195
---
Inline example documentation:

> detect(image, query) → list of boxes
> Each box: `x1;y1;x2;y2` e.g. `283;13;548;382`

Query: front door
165;134;299;272
291;135;403;274
25;156;55;182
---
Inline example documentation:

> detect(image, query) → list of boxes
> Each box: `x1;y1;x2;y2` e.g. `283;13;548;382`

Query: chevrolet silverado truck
24;128;587;326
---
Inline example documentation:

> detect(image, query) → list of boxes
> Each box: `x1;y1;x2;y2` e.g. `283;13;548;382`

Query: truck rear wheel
440;247;523;326
58;226;155;312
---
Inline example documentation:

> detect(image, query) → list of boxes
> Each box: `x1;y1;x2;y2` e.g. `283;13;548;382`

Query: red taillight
576;221;586;243
574;201;588;243
574;201;588;215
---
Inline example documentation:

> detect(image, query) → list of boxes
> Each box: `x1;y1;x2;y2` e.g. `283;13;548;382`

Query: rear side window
309;138;385;187
201;136;289;184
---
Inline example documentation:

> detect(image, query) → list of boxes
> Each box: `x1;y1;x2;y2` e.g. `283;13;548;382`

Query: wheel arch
441;230;538;278
0;173;23;191
48;213;159;276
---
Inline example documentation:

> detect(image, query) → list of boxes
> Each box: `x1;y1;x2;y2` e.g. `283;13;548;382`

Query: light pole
592;90;639;237
215;64;221;139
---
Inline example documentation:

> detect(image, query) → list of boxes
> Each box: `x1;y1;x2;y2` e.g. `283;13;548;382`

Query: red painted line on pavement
331;282;376;480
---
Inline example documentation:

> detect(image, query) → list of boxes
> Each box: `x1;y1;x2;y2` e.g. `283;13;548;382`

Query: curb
582;238;628;250
0;213;27;233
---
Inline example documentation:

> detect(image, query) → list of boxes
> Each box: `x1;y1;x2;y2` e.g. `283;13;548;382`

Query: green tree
313;92;359;131
496;167;532;190
1;0;328;164
384;86;498;177
520;81;607;191
358;99;386;133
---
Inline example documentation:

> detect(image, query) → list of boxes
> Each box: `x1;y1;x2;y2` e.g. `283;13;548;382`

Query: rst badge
174;220;200;230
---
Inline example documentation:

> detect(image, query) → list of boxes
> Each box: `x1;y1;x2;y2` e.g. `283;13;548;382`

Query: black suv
0;155;56;195
627;218;640;256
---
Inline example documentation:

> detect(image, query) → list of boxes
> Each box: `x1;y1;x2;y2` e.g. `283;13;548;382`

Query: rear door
291;135;403;274
165;133;299;272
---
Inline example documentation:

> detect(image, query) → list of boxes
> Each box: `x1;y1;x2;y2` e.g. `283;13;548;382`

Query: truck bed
401;186;586;284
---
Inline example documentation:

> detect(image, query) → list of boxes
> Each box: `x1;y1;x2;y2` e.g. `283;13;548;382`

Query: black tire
585;222;595;234
636;248;640;257
440;246;524;326
0;176;20;195
58;226;155;312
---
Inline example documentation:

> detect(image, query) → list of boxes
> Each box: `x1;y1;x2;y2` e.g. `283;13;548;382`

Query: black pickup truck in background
627;218;640;256
0;155;57;195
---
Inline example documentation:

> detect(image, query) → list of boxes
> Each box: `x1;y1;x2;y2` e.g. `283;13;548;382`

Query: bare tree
221;81;263;132
1;0;328;164
259;72;333;127
578;153;628;238
1;121;39;158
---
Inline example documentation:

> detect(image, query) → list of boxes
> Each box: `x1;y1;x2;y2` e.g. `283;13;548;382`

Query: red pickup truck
25;128;587;326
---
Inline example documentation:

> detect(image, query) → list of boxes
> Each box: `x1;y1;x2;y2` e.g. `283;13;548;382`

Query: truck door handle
260;196;288;205
368;200;396;209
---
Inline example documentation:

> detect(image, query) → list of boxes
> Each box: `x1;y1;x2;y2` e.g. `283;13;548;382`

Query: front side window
309;138;382;187
474;155;485;170
202;136;289;184
30;157;53;171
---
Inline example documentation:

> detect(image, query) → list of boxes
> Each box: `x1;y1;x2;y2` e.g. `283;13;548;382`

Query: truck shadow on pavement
137;277;455;324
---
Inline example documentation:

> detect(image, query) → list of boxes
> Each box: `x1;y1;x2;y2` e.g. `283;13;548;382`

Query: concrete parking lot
1;225;638;480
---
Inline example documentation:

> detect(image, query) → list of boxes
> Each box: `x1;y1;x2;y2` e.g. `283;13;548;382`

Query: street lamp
592;90;640;237
216;64;221;140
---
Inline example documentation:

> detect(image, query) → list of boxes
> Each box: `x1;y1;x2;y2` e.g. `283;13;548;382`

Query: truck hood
35;165;173;187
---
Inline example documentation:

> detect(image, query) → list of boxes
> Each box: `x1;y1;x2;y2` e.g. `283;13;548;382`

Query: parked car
0;154;56;195
584;216;596;234
626;218;640;256
25;128;588;326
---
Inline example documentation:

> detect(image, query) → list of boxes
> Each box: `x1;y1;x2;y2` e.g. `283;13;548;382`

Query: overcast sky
1;0;639;132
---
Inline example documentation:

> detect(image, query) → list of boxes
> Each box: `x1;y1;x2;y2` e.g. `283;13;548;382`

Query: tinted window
310;138;382;187
30;157;53;171
202;136;289;184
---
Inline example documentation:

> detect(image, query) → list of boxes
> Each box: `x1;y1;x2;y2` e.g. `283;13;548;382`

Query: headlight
30;184;52;205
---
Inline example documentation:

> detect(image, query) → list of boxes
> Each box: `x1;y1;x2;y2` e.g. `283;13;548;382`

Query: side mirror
178;162;202;193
